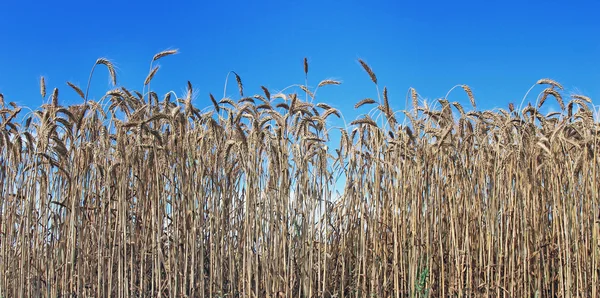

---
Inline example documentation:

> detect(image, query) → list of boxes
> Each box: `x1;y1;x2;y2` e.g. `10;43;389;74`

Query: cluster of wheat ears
0;49;599;297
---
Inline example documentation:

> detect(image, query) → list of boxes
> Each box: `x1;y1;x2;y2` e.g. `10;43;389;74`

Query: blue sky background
0;0;599;125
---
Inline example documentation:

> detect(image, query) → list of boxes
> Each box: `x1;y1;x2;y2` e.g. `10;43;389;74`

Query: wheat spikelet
144;66;160;86
543;88;565;110
67;82;85;99
317;80;341;87
299;85;314;99
538;92;549;108
355;98;376;109
411;88;419;116
351;116;378;127
186;81;194;101
304;58;308;76
316;103;332;110
537;78;564;90
462;85;476;109
382;87;390;111
219;98;236;108
321;108;340;119
257;103;273;110
272;93;287;101
238;97;255;104
209;93;220;112
232;71;243;96
152;49;179;62
358;59;377;85
0;93;3;107
452;101;465;116
96;58;117;86
572;94;592;104
51;88;59;107
261;86;271;100
40;76;46;98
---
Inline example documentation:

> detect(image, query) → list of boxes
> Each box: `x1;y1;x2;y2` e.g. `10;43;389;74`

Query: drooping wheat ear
322;108;341;119
152;49;179;62
543;87;565;110
209;93;220;113
232;71;243;96
96;58;117;86
509;102;515;112
317;80;341;87
51;88;59;107
304;58;308;76
85;58;117;102
538;91;550;108
351;115;378;127
67;82;85;99
462;85;476;109
299;85;314;99
572;94;592;104
355;98;376;109
358;59;377;85
40;76;46;98
145;66;160;86
536;78;564;90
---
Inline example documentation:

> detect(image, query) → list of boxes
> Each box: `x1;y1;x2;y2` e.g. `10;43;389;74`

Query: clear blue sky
1;0;599;123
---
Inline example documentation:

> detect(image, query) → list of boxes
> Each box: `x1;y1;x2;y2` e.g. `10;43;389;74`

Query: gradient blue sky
1;0;598;124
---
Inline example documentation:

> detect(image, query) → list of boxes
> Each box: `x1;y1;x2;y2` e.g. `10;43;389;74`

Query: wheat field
0;51;599;297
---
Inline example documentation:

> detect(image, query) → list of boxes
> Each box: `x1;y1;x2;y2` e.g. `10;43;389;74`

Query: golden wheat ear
40;76;46;98
152;49;179;62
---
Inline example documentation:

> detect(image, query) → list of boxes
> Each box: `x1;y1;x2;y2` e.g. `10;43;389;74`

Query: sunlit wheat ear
461;85;476;109
321;108;340;119
572;94;592;104
144;66;160;85
96;58;117;86
40;76;46;98
67;82;85;99
152;49;179;62
351;115;378;127
358;59;377;85
299;85;314;99
232;71;243;96
537;78;564;90
317;80;341;87
355;98;376;109
411;87;419;116
538;91;549;108
51;88;59;107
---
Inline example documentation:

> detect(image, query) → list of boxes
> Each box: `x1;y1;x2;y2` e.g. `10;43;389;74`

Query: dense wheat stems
0;55;598;297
